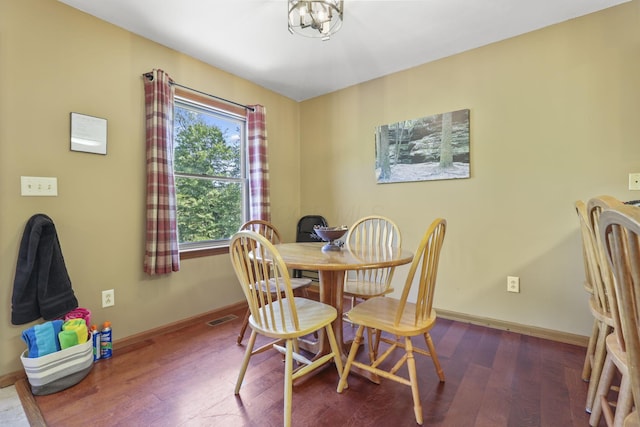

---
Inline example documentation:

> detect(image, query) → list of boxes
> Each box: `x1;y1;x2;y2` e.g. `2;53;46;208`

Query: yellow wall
0;0;301;376
2;0;639;378
299;2;640;336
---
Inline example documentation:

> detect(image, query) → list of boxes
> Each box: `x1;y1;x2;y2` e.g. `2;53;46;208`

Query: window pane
172;95;247;251
174;105;242;178
176;177;243;244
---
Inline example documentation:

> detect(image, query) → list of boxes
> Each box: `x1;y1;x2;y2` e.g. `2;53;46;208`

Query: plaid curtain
143;69;180;275
247;105;271;222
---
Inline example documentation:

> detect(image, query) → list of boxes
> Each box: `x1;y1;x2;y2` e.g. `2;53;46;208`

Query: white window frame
173;94;249;253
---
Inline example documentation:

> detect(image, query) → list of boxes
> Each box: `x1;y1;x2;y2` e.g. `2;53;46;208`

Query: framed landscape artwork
375;109;470;184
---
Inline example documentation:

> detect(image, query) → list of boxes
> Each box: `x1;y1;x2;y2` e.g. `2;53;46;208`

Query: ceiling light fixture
288;0;344;41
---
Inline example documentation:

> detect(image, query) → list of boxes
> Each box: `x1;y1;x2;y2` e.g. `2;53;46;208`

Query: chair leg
337;325;365;393
424;332;445;382
582;318;599;381
325;324;344;377
372;329;382;360
366;327;375;363
284;339;294;427
292;336;301;366
590;352;616;426
236;308;251;345
235;329;257;394
346;296;357;328
373;329;384;360
405;337;423;425
612;374;634;427
586;322;610;413
365;327;382;362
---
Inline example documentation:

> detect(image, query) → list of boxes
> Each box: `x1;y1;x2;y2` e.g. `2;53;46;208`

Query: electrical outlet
102;289;115;308
507;276;520;293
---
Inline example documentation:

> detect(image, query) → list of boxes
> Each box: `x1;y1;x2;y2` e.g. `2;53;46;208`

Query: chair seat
288;277;312;289
253;277;312;293
249;297;336;339
268;277;312;291
343;279;394;298
346;295;437;336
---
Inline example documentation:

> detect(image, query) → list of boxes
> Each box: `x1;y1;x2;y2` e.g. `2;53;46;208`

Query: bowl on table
313;226;348;252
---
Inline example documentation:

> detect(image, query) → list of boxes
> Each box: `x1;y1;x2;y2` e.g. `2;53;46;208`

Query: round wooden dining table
274;241;414;360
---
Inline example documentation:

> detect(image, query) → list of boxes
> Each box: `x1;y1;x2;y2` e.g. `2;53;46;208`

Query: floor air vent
206;314;238;327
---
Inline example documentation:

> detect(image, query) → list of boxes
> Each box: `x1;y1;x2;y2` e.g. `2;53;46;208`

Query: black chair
293;215;328;281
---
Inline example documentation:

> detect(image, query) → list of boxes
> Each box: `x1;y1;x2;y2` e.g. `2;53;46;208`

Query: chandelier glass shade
288;0;344;41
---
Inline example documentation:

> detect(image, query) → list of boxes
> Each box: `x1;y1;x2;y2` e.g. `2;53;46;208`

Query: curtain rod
143;73;254;112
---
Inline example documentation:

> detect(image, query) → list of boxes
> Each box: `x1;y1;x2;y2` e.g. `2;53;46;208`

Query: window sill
180;246;229;260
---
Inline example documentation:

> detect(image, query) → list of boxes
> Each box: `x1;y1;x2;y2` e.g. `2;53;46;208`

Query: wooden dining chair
599;205;640;427
575;200;616;413
343;215;402;359
230;230;343;427
588;196;634;427
235;220;312;346
337;218;447;426
344;215;402;302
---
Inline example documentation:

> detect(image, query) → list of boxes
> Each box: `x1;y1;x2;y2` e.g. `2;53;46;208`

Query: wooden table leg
318;270;346;355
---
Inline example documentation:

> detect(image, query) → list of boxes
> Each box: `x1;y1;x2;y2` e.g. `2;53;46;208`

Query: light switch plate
629;173;640;191
21;176;58;196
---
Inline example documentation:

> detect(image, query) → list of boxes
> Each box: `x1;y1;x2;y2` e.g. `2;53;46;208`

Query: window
173;92;248;253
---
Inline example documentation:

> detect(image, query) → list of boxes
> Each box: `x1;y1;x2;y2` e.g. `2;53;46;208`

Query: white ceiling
58;0;629;102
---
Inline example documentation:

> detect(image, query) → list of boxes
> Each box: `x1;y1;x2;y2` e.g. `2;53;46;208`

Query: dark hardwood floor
27;304;602;426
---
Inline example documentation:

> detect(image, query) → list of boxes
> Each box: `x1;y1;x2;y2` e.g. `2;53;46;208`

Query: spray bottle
90;324;101;362
100;321;112;359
